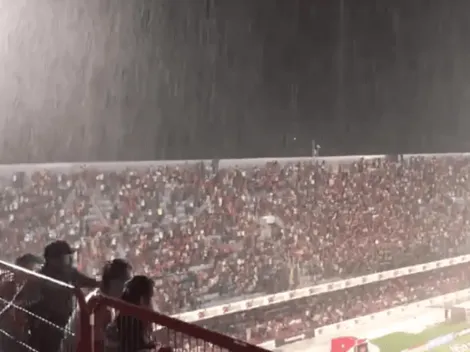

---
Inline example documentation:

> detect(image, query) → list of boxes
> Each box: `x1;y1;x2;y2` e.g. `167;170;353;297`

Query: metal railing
87;294;270;352
0;260;91;352
0;260;270;352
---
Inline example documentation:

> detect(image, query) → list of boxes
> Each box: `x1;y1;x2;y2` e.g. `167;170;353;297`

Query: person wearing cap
40;240;99;285
26;240;100;352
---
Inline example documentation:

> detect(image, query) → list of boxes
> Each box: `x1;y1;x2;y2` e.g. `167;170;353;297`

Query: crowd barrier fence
2;258;470;351
0;262;270;352
86;294;270;352
0;260;92;352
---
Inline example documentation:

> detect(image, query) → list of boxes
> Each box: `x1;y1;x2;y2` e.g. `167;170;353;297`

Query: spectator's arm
71;268;100;288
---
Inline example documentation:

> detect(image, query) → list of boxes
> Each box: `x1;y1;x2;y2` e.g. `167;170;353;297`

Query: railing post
75;287;93;352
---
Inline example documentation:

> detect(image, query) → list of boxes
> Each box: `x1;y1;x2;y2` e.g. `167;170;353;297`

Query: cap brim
45;249;76;258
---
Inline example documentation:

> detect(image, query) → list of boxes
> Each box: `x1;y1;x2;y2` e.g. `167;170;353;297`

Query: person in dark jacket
105;275;156;352
0;254;44;352
25;240;100;352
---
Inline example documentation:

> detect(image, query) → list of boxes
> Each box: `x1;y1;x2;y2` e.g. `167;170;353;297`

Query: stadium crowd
0;154;467;350
0;155;469;314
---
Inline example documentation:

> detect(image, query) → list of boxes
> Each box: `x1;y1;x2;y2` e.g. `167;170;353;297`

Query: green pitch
432;332;470;352
371;322;470;352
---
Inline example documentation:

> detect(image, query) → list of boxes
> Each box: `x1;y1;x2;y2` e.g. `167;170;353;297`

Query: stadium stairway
84;190;113;229
92;197;114;222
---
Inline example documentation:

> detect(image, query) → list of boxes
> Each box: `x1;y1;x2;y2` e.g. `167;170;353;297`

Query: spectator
94;259;133;350
0;254;42;352
14;254;43;271
26;240;99;352
105;275;156;352
62;258;132;352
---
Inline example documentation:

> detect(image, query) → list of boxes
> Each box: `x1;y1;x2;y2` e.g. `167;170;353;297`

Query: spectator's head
15;254;43;271
101;259;132;297
43;240;75;271
121;275;154;308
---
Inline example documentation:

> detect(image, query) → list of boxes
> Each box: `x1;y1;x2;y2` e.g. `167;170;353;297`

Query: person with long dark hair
105;275;156;352
62;258;132;351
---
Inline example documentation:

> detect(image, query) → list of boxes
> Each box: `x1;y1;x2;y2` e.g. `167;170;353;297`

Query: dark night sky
2;0;470;162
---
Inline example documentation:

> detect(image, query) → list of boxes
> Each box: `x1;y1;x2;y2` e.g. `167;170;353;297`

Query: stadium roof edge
0;152;468;174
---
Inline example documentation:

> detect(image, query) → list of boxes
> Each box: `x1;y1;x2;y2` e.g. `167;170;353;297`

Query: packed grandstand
0;153;469;351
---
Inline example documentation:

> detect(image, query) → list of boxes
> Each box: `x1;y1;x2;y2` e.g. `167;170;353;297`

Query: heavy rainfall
0;1;468;352
1;0;469;162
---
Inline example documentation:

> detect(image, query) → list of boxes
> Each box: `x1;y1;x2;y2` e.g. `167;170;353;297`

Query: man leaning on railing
23;240;99;352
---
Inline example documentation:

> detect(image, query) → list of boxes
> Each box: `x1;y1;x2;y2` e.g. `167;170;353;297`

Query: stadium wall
272;289;470;348
314;288;469;337
175;254;470;322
